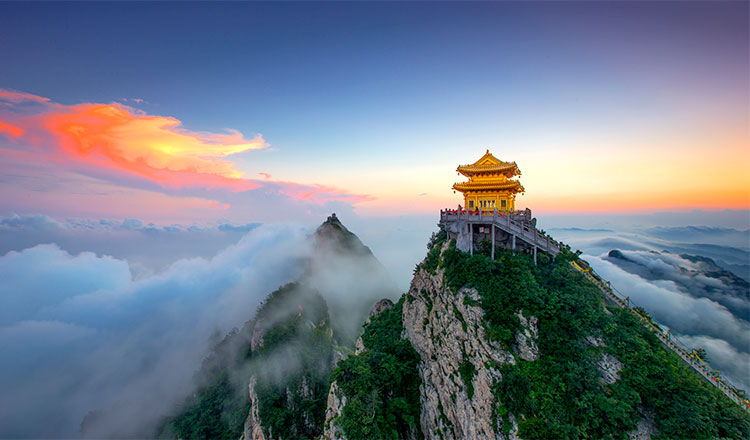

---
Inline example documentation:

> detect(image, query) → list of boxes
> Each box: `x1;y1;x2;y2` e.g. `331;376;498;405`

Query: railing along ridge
440;208;560;254
570;260;749;411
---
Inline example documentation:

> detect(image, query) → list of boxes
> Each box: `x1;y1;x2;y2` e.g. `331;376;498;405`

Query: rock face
244;377;266;440
250;316;265;352
584;335;624;385
628;407;658;440
596;353;624;385
402;264;516;440
322;381;347;440
513;311;539;362
354;299;394;355
367;298;394;323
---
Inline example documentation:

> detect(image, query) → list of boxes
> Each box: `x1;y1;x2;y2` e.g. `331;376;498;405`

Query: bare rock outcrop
367;298;394;322
250;317;265;352
243;377;266;440
596;352;624;385
402;265;516;440
354;299;394;355
584;335;624;385
628;407;658;440
321;381;347;440
513;311;539;362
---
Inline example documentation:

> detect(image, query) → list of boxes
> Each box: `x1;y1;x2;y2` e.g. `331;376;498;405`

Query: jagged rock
402;263;515;440
243;377;266;440
354;299;395;355
628;407;658;440
596;353;624;385
584;335;605;347
505;414;521;440
366;298;394;324
354;336;365;355
513;311;539;362
250;317;265;352
322;381;347;440
585;335;623;385
332;347;348;365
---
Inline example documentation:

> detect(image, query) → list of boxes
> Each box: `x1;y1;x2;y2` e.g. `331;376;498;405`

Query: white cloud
0;224;309;438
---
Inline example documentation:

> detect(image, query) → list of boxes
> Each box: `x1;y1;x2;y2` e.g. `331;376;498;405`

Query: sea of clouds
0;219;310;437
550;220;749;393
0;210;747;437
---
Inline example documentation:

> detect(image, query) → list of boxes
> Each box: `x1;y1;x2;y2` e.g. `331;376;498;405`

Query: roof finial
486;149;489;154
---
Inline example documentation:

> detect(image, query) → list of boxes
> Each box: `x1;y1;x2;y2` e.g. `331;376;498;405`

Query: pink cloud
0;89;373;219
209;201;231;210
1;89;266;190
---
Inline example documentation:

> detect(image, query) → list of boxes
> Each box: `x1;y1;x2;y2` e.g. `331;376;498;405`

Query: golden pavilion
453;150;524;211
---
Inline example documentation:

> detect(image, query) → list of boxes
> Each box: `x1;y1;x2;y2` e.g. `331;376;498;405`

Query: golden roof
457;150;520;177
452;180;524;193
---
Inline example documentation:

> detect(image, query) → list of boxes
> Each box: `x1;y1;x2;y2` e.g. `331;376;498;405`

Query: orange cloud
0;89;373;209
0;88;267;190
0;122;24;138
41;103;266;188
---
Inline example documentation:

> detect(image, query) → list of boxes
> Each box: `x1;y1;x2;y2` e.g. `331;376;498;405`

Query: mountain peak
314;213;371;256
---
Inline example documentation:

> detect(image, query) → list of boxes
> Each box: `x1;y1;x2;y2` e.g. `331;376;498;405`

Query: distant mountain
645;226;749;249
606;249;749;322
652;243;750;282
155;214;397;439
548;227;615;233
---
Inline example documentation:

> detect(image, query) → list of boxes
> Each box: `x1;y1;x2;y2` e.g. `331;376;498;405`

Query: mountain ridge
157;217;749;440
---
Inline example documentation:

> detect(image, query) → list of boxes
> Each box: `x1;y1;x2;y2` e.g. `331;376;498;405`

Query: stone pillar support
491;225;495;260
469;223;473;256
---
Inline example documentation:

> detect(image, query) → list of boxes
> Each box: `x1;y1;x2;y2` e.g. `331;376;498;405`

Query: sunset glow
0;1;747;223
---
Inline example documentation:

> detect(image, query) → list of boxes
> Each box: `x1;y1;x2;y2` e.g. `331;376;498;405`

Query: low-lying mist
552;226;750;393
0;224;310;438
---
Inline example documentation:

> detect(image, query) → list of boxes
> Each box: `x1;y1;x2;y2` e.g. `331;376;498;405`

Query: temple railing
570;260;750;411
439;208;560;255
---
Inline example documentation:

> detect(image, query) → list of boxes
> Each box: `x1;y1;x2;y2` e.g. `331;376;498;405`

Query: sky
1;1;747;223
0;2;749;436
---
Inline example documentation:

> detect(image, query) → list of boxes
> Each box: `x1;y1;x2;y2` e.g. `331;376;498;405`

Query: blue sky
1;2;747;220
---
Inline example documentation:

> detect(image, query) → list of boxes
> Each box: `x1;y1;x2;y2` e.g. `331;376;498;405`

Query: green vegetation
159;283;335;439
252;286;333;439
424;244;442;274
159;223;749;440
437;240;750;439
332;297;423;440
458;360;476;399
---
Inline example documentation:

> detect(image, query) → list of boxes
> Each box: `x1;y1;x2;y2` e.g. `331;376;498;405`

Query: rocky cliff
325;229;750;439
160;221;749;440
402;262;516;439
158;215;396;439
